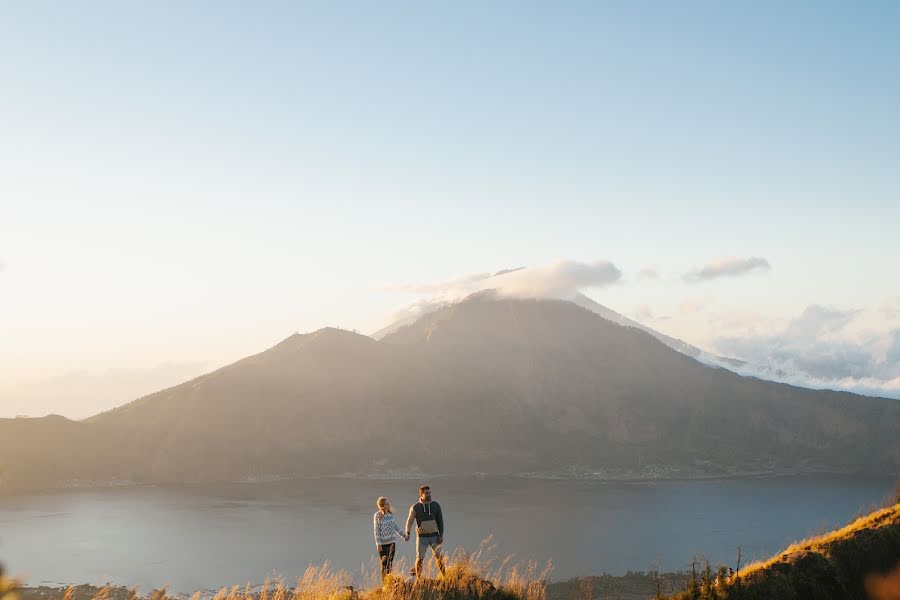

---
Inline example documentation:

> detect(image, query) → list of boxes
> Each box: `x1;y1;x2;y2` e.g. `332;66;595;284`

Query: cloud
880;296;900;319
379;271;495;295
637;266;659;281
374;297;451;338
783;304;860;341
492;267;527;277
491;260;622;298
43;362;207;388
679;296;711;316
632;305;654;321
711;305;900;399
683;256;770;283
375;259;623;334
382;259;622;301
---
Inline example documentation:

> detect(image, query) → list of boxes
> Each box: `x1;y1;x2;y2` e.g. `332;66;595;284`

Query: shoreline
1;467;883;497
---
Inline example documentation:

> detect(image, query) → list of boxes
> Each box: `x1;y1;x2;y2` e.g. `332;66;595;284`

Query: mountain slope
0;415;110;490
372;291;745;368
378;295;898;472
666;501;900;600
1;296;898;493
569;293;746;368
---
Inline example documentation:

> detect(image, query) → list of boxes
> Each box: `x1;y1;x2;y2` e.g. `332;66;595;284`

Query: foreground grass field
9;542;550;600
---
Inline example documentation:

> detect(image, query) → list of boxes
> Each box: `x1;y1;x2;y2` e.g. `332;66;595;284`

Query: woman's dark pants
378;542;396;579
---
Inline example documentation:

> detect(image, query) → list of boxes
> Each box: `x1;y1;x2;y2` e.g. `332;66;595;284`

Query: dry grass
736;502;900;579
665;501;900;600
443;537;552;600
11;539;550;600
1;571;20;600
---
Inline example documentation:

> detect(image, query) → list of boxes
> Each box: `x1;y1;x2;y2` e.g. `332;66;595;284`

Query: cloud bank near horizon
710;304;900;400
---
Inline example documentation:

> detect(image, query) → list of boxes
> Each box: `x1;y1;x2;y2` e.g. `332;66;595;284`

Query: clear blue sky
1;1;898;416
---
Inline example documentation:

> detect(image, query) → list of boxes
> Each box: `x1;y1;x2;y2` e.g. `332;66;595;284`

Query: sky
1;1;898;418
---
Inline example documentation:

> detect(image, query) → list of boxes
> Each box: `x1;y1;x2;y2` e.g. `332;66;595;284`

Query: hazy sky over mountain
1;2;898;417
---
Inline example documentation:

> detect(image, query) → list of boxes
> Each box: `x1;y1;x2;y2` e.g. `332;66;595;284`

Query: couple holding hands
373;485;446;581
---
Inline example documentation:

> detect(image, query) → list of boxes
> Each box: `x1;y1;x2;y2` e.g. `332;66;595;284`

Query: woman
373;496;409;580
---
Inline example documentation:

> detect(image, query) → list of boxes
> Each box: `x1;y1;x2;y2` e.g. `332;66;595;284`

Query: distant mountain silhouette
1;294;897;493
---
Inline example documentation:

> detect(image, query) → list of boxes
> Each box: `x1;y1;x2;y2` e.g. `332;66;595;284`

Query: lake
0;476;893;594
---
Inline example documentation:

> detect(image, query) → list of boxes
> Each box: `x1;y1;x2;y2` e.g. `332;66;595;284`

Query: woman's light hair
376;496;391;513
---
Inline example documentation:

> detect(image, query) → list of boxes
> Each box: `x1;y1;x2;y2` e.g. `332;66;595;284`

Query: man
405;484;446;579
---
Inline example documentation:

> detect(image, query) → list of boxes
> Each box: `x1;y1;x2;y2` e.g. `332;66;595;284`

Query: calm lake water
0;476;893;593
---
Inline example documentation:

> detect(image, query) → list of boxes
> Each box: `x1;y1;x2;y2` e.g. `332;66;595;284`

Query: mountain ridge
1;295;898;493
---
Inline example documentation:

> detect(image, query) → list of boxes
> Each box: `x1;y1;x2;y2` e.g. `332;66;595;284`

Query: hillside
569;293;745;368
0;415;111;491
1;294;898;493
665;501;900;600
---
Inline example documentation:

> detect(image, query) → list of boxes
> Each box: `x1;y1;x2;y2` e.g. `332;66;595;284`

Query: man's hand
403;534;410;541
437;536;443;545
376;544;382;552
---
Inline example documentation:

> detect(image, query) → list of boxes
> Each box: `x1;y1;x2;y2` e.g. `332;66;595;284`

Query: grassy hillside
12;546;550;600
665;501;900;600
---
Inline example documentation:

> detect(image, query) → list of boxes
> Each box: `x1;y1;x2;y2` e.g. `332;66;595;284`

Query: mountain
1;295;898;493
569;293;746;368
371;311;423;340
373;292;746;369
0;414;110;491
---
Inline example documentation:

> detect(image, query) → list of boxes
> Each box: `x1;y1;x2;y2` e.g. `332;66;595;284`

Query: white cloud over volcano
711;305;900;399
377;259;622;331
383;260;622;301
